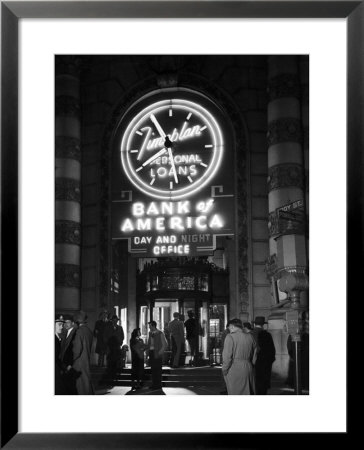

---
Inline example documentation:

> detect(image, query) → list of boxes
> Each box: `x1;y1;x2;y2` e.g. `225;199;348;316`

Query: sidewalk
92;366;307;395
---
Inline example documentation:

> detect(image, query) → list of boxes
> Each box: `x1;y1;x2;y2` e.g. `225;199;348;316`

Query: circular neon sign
120;98;224;200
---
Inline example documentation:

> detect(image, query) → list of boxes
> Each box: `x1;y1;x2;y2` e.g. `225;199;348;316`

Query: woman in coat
222;318;257;395
130;328;147;390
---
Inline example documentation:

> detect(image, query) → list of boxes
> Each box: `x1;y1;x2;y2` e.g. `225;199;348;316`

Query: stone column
267;56;308;308
266;56;309;380
55;56;81;313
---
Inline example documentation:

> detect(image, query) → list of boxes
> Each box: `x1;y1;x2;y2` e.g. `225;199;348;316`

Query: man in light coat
168;312;185;368
222;318;257;395
147;321;168;390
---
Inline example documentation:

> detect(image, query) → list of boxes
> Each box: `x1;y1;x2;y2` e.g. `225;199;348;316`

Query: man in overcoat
60;314;78;394
104;314;125;376
72;311;94;395
251;316;276;395
222;318;257;395
55;314;67;394
147;321;168;390
168;312;184;368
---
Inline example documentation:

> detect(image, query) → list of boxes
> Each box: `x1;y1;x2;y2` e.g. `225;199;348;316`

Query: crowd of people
55;309;278;395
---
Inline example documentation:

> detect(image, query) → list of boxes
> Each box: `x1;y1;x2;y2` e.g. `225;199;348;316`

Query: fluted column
266;56;308;310
55;56;81;312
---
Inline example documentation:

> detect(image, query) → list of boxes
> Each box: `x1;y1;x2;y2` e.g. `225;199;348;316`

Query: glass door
209;304;227;365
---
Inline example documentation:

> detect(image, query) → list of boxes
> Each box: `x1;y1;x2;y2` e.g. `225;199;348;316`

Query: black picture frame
1;1;357;448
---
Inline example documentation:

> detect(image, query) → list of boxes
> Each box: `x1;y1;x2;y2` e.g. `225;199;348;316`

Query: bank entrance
137;258;228;366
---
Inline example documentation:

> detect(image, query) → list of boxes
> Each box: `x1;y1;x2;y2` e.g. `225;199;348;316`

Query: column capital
278;268;309;309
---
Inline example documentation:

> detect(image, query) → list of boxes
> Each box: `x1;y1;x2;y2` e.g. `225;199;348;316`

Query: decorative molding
265;254;278;278
55;263;81;288
268;73;300;101
55;178;81;202
267;163;304;191
267;118;302;147
55;136;81;161
55;220;81;245
278;268;309;292
55;95;81;118
157;73;178;88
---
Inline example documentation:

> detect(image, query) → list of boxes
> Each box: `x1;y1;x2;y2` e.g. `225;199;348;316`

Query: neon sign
120;99;224;200
112;90;235;257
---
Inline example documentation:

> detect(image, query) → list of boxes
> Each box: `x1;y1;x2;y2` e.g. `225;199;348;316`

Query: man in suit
60;314;78;394
147;320;168;390
55;314;67;395
251;316;276;395
168;312;185;368
72;311;94;395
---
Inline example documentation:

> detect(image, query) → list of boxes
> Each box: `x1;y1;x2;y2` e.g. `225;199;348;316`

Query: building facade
55;55;309;379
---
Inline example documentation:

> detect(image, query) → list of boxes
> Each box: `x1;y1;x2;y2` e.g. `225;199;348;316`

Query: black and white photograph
55;54;309;396
1;1;352;445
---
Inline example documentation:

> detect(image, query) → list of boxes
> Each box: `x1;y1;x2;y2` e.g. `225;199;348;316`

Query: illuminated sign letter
136;218;152;231
146;202;159;215
156;217;165;231
132;203;144;217
209;214;223;229
170;216;184;231
121;219;134;232
196;216;207;230
178;201;190;214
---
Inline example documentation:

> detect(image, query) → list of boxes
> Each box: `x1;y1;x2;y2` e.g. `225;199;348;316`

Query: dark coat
55;335;67;395
252;327;276;394
60;327;77;367
105;323;124;349
94;319;108;354
60;327;78;394
72;325;94;395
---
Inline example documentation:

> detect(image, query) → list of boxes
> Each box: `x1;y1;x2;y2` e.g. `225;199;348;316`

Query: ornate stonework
267;163;304;191
265;253;278;278
268;73;300;102
55;263;81;288
267;118;302;147
55;136;81;161
55;220;81;245
55;178;81;202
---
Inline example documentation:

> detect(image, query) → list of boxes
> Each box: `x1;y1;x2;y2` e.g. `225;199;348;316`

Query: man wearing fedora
252;316;276;395
71;311;94;395
222;318;257;395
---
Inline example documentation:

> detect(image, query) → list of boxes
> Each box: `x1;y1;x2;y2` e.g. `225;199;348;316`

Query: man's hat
63;314;74;322
74;311;87;324
55;314;64;323
254;316;267;326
